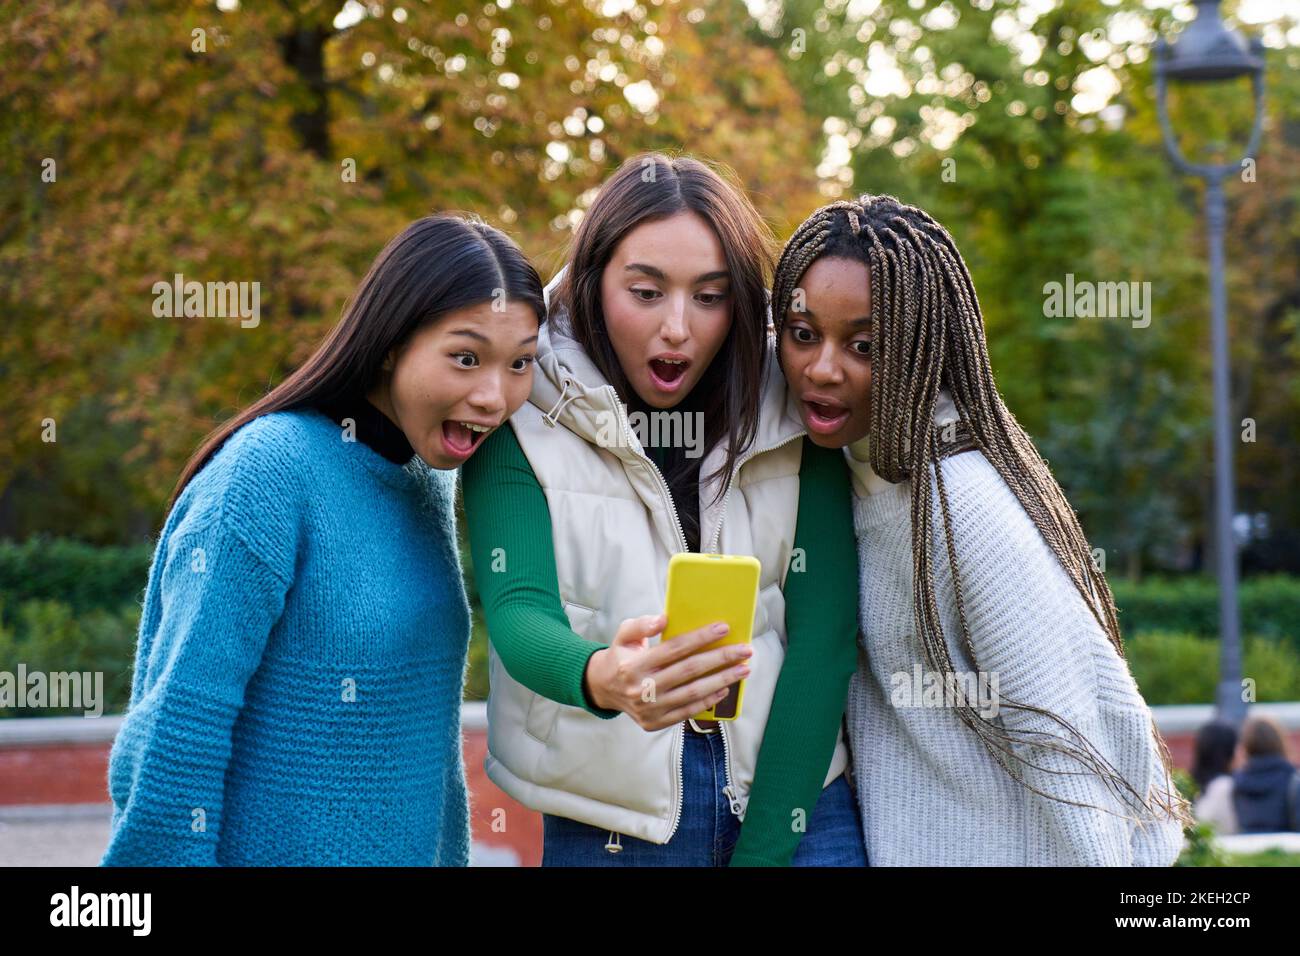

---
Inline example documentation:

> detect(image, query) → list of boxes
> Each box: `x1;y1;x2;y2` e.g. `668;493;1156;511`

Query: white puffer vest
484;269;851;845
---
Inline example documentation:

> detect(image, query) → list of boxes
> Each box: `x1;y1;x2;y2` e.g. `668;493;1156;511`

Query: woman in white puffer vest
463;154;867;866
765;193;1195;865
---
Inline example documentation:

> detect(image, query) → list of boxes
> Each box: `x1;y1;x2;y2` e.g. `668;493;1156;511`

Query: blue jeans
541;728;868;866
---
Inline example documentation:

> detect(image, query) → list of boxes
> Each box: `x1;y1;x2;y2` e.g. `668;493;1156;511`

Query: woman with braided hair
757;193;1194;865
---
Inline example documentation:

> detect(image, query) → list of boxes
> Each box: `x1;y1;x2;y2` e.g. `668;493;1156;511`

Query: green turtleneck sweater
461;426;859;866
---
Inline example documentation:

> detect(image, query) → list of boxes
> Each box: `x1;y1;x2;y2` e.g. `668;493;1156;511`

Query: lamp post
1154;0;1265;727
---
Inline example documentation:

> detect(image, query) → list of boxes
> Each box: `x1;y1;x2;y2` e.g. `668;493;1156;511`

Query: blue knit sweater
100;408;472;866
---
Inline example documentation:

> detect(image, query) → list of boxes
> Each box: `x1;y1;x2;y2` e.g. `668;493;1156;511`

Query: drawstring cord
600;774;745;854
542;378;578;428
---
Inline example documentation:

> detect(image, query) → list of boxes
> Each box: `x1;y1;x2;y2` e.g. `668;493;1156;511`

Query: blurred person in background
1191;721;1239;834
1233;716;1300;833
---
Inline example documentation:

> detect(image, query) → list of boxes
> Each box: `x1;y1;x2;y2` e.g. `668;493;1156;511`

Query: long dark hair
552;152;775;550
169;213;546;510
1193;721;1238;791
773;194;1192;828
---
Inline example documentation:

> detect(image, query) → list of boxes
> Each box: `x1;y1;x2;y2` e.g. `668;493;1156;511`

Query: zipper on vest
705;431;805;554
612;387;689;554
609;387;691;842
722;783;745;818
668;723;687;841
720;723;740;819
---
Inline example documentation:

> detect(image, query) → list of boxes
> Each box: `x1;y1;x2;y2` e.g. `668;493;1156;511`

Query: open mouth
803;400;850;435
441;420;492;458
648;357;690;391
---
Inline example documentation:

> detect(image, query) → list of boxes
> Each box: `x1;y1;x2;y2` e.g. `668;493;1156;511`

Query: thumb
611;613;667;646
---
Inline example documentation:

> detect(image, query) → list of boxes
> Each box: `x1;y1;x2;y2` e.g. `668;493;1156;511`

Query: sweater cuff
576;643;621;719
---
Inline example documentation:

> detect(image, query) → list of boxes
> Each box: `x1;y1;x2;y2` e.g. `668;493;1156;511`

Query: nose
467;368;508;419
659;292;688;346
806;342;844;386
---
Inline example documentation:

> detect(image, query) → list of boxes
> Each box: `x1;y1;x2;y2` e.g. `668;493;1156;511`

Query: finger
611;613;667;646
644;620;730;667
652;642;752;695
650;685;737;729
651;662;750;715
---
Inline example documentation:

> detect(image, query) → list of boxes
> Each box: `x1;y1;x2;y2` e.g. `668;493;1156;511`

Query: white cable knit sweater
842;395;1186;866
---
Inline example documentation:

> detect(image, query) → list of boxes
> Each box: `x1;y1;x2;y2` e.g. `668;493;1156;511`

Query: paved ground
0;805;522;866
0;805;111;866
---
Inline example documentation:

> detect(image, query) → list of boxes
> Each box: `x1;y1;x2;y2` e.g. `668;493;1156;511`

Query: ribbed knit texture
845;449;1185;866
101;408;472;866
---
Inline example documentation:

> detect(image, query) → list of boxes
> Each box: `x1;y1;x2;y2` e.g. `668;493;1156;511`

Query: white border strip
1148;702;1300;734
0;802;113;822
0;715;123;745
0;704;490;746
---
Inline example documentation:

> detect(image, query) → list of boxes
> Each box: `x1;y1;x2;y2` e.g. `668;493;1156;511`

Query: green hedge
0;598;139;717
4;538;1296;644
1111;575;1300;651
6;600;1296;714
0;537;152;618
1125;630;1300;706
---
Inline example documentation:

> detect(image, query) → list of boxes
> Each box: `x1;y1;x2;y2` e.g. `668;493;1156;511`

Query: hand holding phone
583;614;752;731
660;553;761;721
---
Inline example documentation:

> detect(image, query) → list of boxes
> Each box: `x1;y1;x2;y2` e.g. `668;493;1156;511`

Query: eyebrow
624;263;729;284
448;329;539;346
797;308;872;328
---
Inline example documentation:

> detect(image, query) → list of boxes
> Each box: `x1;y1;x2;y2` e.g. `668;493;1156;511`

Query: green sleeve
461;424;621;719
728;437;861;866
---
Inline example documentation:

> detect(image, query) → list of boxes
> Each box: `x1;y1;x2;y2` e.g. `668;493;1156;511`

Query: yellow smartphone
661;553;761;721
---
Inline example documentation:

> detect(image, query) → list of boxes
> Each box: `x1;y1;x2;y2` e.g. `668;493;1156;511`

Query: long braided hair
773;194;1192;828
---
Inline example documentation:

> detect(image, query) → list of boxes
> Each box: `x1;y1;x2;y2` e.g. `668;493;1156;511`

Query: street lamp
1154;0;1265;727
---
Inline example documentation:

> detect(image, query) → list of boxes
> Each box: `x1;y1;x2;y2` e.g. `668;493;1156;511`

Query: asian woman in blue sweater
101;214;546;866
